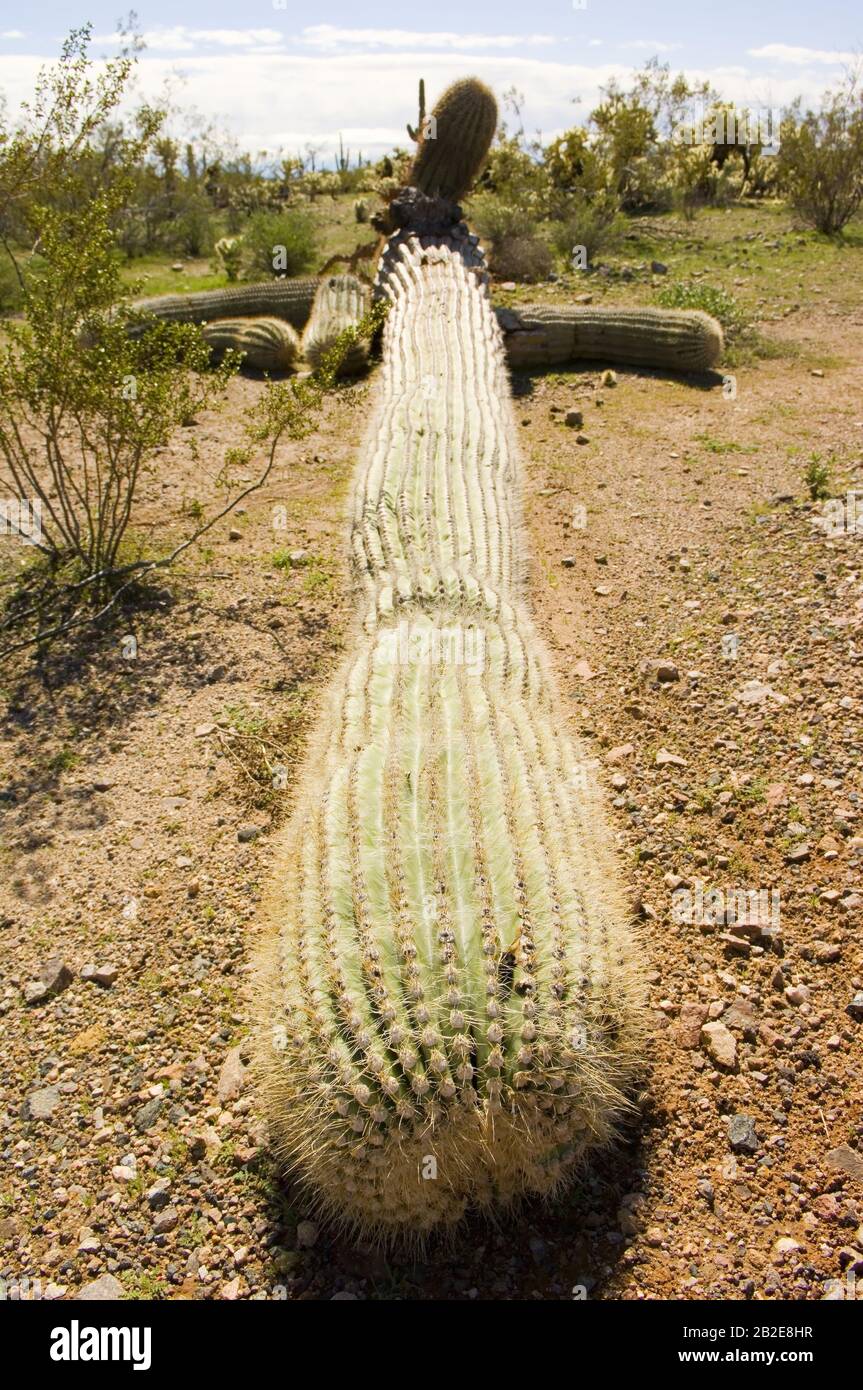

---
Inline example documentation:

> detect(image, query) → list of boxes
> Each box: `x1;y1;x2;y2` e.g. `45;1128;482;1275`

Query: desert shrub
242;209;317;279
549;196;623;267
469;192;538;244
488;235;553;282
778;78;863;235
163;196;215;257
656;281;749;339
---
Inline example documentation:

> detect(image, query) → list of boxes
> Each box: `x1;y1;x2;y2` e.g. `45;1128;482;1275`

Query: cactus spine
256;233;647;1240
301;274;370;375
499;304;724;373
409;78;499;202
127;278;318;337
200;316;300;372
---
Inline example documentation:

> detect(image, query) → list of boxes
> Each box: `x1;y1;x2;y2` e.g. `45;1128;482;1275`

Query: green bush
656;281;749;339
549;196;623;267
778;79;863;235
242;209;317;280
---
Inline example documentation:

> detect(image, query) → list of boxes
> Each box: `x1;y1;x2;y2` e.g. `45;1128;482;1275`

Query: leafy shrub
656;281;749;339
549;197;623;267
242;209;317;280
778;78;863;235
488;235;553;282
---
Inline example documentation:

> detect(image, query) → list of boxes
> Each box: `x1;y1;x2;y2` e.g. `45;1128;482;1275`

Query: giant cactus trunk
255;220;647;1240
498;304;723;373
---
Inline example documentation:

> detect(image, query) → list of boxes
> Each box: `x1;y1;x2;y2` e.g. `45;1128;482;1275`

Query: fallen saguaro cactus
301;274;370;375
254;78;647;1242
126;278;318;337
498;304;724;373
200;317;301;372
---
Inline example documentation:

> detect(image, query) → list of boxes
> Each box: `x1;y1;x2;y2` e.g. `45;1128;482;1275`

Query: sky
0;2;860;161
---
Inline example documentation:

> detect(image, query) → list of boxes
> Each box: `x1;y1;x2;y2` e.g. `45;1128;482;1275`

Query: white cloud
97;27;285;52
748;44;856;66
588;40;603;48
1;30;25;39
621;40;683;53
298;27;557;52
0;48;840;163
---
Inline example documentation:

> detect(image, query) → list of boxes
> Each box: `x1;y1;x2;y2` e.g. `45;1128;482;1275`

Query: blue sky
1;3;860;160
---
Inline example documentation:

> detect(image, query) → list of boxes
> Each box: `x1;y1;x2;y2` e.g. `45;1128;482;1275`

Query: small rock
228;528;242;542
561;556;576;569
651;260;668;275
237;824;262;843
728;1114;759;1154
217;1046;248;1103
331;1291;359;1300
37;959;74;999
846;993;863;1022
152;1206;179;1235
655;748;687;768
641;659;679;685
296;1220;319;1249
701;1021;737;1070
564;410;583;428
825;1145;863;1182
600;370;617;387
76;1274;124;1300
146;1180;172;1211
81;963;118;989
774;1237;802;1257
25;1085;61;1120
134;1097;164;1132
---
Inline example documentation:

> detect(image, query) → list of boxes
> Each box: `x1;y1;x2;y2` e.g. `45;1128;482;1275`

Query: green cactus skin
301;274;371;376
200;316;301;372
126;278;318;337
255;234;647;1242
409;78;499;202
498;305;724;373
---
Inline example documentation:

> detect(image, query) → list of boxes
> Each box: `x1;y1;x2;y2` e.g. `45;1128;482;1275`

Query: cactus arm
498;304;724;372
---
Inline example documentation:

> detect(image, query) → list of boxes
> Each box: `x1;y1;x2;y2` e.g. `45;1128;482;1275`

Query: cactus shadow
509;365;727;395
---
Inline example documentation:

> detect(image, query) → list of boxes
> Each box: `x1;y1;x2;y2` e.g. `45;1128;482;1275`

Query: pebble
217;1046;248;1103
728;1114;759;1154
152;1206;179;1235
134;1097;164;1132
25;1085;61;1121
701;1021;737;1070
76;1275;124;1300
237;825;262;843
296;1220;319;1249
564;410;583;428
846;993;863;1022
81;963;118;988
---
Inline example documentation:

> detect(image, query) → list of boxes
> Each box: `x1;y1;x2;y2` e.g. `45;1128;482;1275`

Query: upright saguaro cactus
255;79;647;1241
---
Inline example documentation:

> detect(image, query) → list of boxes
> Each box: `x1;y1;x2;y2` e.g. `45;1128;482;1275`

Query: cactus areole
254;80;647;1241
